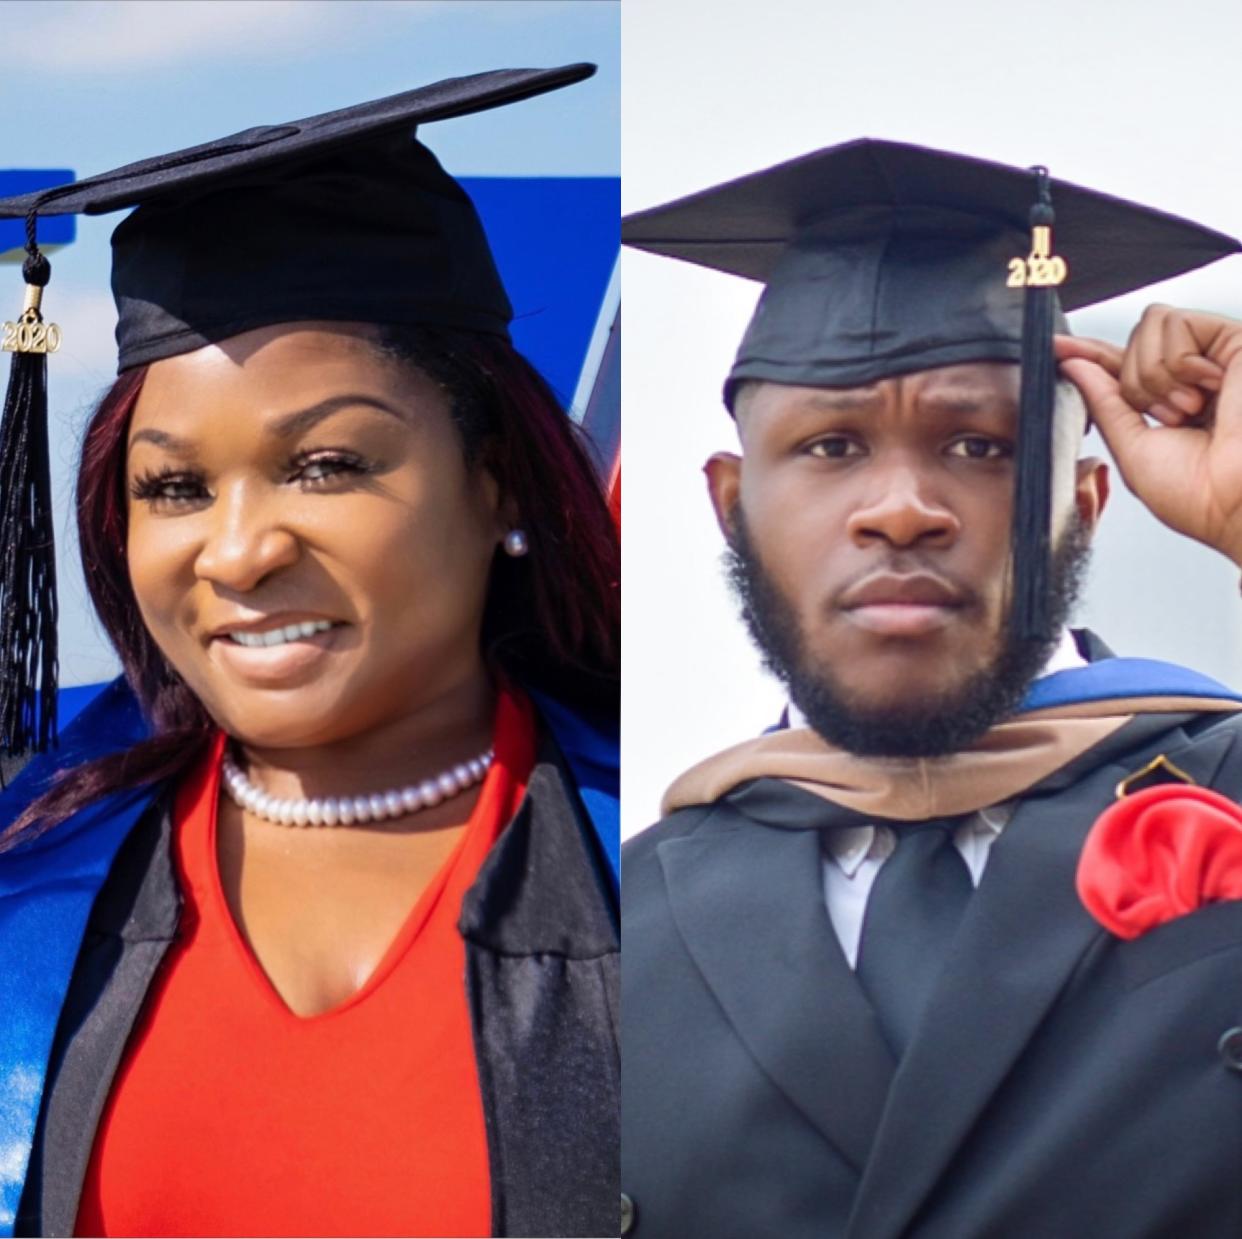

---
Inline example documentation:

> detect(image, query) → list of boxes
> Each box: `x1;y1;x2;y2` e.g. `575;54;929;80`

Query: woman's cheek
127;516;197;647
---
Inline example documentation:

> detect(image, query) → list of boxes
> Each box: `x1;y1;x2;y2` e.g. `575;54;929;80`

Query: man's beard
725;512;1093;758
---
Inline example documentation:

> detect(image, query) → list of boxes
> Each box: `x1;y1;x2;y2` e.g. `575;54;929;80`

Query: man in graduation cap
621;140;1242;1238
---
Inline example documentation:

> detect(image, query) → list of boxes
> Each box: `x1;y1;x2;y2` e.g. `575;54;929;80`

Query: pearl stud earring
503;528;529;558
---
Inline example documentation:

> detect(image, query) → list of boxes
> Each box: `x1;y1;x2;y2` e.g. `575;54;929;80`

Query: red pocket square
1077;784;1242;939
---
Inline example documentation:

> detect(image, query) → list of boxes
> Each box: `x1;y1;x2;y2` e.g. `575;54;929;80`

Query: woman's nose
193;485;300;592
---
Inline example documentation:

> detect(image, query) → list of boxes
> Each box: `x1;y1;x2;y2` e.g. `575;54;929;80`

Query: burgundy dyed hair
3;327;618;843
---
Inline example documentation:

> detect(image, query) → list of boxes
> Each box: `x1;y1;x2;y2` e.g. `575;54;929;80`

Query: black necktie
855;818;974;1056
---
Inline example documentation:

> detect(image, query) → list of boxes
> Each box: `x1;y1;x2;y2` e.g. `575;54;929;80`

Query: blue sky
0;0;618;687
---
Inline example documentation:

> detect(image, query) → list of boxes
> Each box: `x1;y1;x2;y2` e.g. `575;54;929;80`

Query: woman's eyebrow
269;393;407;438
128;394;407;453
128;426;197;455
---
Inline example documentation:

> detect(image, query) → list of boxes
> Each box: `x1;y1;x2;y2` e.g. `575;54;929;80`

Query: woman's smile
207;617;352;687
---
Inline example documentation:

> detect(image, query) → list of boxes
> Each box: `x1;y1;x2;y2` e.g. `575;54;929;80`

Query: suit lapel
846;716;1233;1239
660;816;895;1172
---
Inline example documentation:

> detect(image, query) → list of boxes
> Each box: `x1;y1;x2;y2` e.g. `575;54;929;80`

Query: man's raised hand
1057;305;1242;567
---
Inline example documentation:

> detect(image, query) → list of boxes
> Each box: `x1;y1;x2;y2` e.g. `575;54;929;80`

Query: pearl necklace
221;746;494;826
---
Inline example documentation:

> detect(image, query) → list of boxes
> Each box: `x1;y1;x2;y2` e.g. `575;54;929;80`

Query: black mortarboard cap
623;138;1240;642
0;63;595;367
0;63;595;757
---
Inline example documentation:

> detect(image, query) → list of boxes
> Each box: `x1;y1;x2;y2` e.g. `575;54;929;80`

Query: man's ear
1074;456;1110;532
704;452;742;542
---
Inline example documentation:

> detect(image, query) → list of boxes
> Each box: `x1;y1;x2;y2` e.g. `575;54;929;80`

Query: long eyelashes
129;468;205;504
128;451;374;508
293;450;374;484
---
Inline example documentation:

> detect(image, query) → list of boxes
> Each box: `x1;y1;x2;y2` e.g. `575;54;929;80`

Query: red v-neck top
74;688;535;1238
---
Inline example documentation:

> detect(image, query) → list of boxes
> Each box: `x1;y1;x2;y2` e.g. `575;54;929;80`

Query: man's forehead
737;362;1021;422
906;363;1021;409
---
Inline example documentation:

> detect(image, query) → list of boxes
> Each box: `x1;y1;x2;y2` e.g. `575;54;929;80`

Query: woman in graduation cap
0;67;618;1239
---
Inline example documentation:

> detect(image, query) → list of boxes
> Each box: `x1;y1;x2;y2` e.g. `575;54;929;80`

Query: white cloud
49;284;122;386
18;0;459;73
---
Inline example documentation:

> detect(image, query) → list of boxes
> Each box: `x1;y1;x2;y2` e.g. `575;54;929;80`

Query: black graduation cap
0;63;595;757
622;138;1241;643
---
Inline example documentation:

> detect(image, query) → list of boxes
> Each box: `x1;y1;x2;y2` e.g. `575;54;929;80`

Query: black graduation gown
621;704;1242;1238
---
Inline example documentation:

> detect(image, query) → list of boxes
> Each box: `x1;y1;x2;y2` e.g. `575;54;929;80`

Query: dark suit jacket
622;700;1242;1238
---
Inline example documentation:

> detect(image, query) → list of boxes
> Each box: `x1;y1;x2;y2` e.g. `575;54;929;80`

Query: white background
622;0;1242;837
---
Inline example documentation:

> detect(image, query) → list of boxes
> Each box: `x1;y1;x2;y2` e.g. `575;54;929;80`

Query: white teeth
228;619;334;647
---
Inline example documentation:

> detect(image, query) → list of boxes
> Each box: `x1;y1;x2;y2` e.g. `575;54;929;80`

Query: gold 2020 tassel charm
1006;172;1068;290
2;280;62;356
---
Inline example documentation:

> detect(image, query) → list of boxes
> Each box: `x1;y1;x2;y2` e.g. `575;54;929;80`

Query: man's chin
790;669;1015;758
815;642;989;699
821;680;984;726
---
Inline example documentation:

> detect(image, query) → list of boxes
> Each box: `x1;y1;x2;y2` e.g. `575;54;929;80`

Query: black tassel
0;215;59;757
1010;167;1064;643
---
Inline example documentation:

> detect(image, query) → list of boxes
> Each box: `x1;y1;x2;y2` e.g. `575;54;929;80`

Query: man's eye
806;437;863;459
946;436;1010;460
